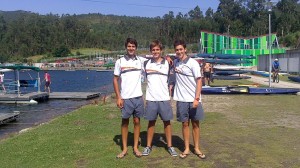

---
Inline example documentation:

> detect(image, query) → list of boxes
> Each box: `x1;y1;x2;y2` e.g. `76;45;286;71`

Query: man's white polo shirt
145;58;170;101
114;55;147;99
173;57;202;102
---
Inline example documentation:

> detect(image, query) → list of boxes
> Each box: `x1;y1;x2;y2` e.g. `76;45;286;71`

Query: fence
258;49;300;75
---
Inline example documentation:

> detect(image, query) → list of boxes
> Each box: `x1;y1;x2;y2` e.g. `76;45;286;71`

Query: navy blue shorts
121;96;144;119
176;101;204;122
144;101;173;121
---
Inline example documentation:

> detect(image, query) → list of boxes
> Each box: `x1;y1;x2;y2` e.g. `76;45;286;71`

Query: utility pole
265;0;273;87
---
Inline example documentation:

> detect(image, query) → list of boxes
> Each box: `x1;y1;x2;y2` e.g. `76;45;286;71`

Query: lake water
0;70;114;139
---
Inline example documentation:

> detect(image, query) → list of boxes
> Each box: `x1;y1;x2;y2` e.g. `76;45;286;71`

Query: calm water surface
0;70;114;139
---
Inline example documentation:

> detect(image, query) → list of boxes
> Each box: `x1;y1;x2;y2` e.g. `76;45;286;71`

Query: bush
53;46;71;57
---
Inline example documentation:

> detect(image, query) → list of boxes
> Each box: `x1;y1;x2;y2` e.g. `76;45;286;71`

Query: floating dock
0;92;49;104
0;112;20;125
0;92;101;103
49;92;101;100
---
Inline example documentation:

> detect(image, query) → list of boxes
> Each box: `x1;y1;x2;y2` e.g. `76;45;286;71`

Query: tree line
0;0;299;63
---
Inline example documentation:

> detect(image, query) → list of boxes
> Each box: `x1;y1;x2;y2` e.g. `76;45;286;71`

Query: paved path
246;75;300;89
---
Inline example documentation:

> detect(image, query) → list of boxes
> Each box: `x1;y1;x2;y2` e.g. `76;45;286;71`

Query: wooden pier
0;112;20;125
0;92;49;104
0;92;100;103
49;92;101;100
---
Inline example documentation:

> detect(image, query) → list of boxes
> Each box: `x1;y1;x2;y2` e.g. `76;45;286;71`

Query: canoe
288;76;300;83
196;53;255;59
248;87;300;94
212;75;251;80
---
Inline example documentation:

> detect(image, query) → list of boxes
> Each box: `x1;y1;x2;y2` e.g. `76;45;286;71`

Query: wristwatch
195;97;200;101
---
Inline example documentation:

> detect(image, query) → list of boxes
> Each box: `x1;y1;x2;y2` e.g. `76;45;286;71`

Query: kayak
204;59;252;65
248;87;300;94
201;86;299;95
214;70;249;76
250;71;270;77
201;86;249;94
213;65;246;70
288;76;300;83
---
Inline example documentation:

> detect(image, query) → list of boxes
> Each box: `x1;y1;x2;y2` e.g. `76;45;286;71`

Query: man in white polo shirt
141;40;178;157
113;38;148;159
173;40;206;159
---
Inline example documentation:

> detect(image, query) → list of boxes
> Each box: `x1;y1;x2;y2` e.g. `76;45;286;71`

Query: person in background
44;71;51;93
0;72;6;92
113;37;148;159
272;58;280;81
172;39;206;159
202;61;213;86
142;40;178;157
168;55;176;97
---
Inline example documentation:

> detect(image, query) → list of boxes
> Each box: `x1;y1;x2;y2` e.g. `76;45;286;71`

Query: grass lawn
0;91;300;167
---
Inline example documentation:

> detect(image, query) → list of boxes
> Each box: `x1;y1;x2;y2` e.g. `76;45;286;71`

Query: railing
3;80;18;94
1;79;39;94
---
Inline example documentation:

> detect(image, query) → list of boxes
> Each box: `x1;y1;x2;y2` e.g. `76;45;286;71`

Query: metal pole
268;9;272;87
37;72;40;93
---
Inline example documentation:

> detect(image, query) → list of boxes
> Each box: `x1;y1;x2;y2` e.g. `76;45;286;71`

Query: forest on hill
0;0;300;63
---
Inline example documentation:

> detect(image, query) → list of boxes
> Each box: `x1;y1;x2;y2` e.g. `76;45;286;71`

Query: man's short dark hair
173;39;186;49
125;38;138;48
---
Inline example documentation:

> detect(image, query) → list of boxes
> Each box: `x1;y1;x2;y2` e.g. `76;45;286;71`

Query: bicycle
272;69;279;83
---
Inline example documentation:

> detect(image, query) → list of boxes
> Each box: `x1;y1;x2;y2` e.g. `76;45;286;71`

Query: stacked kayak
194;53;254;81
250;71;270;77
204;59;252;65
214;70;250;76
212;75;251;80
196;53;255;59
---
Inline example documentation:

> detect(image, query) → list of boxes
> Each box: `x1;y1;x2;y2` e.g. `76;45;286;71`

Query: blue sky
1;0;220;17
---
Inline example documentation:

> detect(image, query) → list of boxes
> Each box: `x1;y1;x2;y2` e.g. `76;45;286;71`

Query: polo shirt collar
150;58;166;64
180;56;190;64
124;55;137;60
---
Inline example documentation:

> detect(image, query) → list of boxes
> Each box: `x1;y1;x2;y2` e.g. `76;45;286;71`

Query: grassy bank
0;93;300;167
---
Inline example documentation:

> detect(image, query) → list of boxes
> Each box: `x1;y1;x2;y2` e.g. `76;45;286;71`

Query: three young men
113;38;205;159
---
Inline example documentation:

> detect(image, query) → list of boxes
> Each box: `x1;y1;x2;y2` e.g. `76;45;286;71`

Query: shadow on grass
113;131;199;154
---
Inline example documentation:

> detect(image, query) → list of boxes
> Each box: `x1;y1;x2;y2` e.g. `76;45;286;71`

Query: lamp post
268;7;272;87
